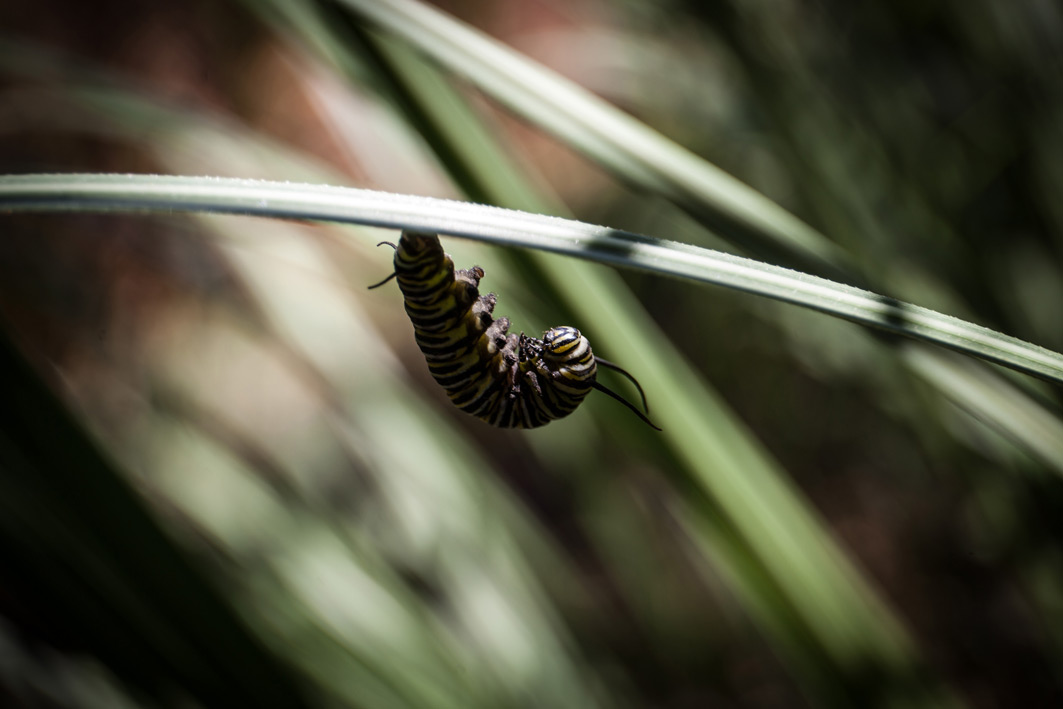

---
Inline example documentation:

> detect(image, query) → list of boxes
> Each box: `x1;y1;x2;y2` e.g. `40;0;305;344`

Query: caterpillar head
541;326;590;362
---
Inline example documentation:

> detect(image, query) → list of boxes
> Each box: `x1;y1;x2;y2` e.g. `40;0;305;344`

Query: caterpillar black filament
369;231;660;430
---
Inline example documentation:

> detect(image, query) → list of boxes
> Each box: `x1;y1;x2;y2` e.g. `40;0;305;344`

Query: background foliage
1;0;1062;707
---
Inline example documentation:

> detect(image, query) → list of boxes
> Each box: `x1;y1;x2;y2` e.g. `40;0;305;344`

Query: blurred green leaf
0;325;316;708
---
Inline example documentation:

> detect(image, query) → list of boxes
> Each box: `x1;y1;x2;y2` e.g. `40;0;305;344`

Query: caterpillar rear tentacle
366;241;399;289
370;231;660;431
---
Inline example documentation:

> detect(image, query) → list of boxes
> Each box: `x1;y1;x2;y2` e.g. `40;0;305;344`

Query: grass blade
2;172;1060;385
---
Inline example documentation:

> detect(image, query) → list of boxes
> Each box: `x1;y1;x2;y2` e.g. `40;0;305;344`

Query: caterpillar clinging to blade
369;231;660;430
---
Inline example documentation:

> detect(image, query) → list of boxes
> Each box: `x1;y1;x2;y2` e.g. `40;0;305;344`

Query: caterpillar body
370;231;659;430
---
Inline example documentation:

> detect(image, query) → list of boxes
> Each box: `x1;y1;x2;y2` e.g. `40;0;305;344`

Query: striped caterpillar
370;231;659;430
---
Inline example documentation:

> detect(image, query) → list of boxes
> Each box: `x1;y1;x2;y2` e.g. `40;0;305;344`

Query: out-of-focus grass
1;0;1062;707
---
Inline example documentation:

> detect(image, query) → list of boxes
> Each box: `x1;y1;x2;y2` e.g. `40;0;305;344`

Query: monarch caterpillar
369;231;660;431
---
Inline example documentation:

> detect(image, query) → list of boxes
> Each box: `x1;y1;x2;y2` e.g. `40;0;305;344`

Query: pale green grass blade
3;172;1059;385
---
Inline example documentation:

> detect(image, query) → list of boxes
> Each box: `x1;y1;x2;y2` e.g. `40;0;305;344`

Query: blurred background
1;0;1062;707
